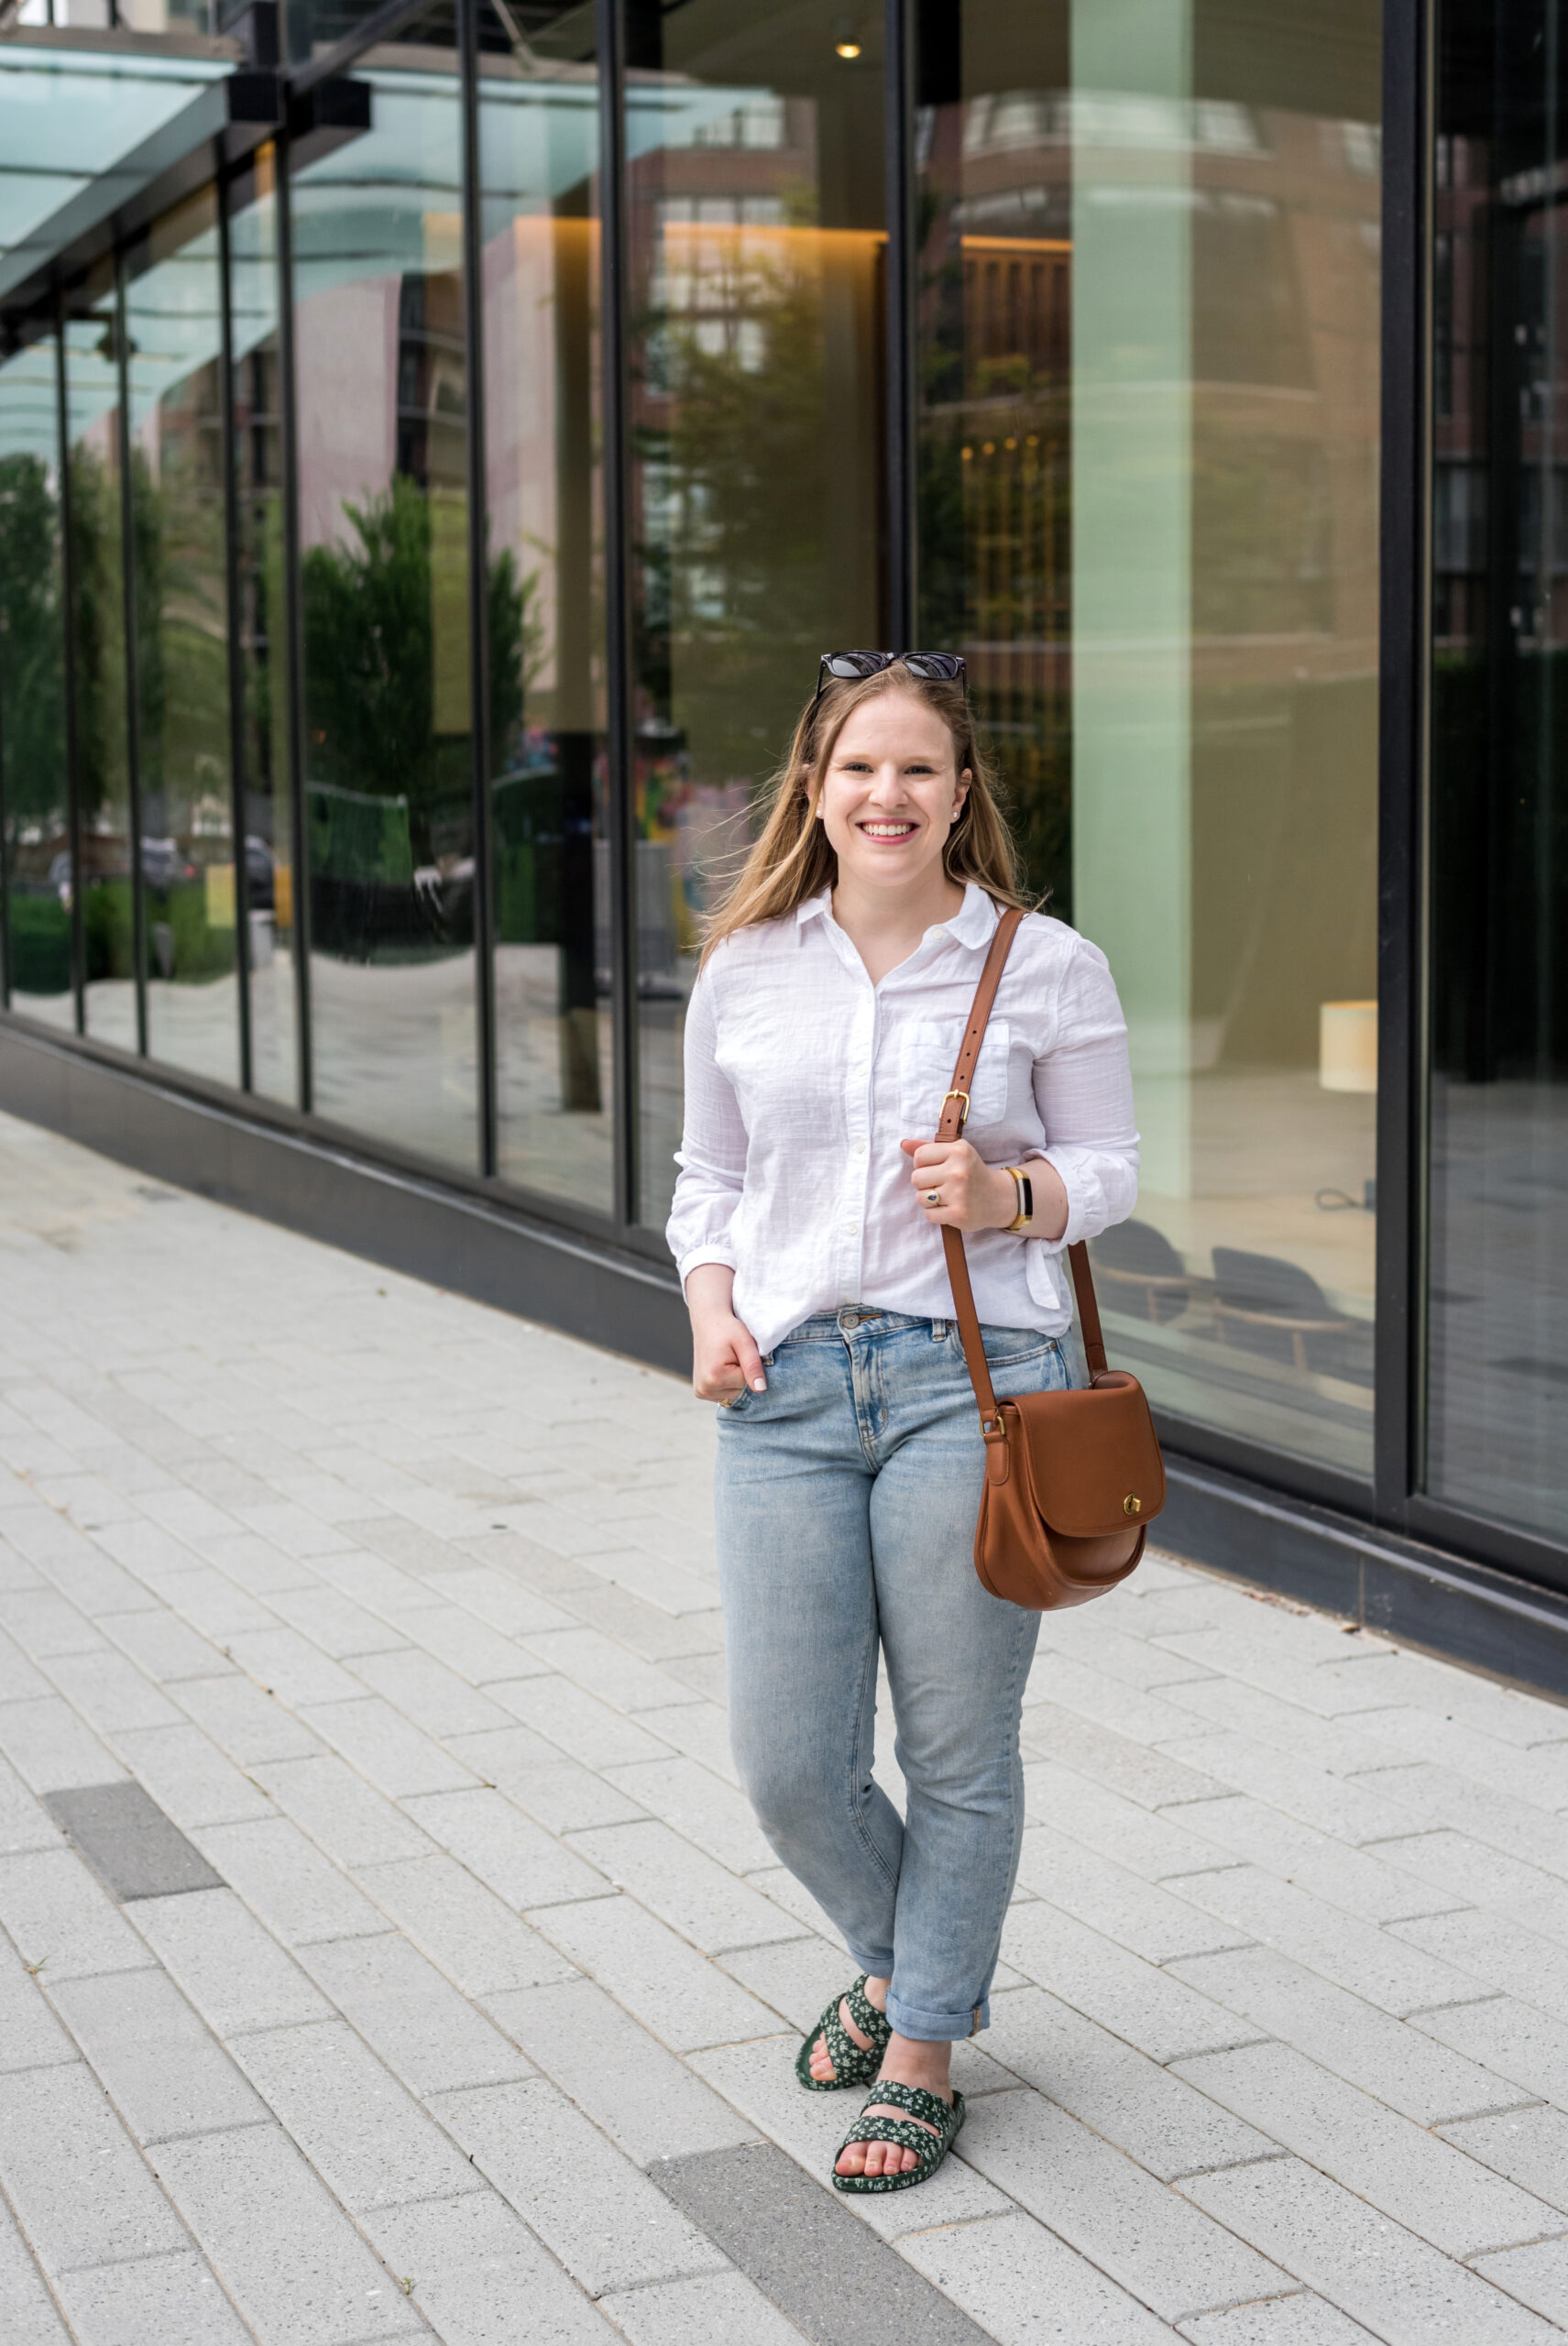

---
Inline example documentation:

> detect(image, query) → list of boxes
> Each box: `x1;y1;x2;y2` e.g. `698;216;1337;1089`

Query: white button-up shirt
666;882;1140;1358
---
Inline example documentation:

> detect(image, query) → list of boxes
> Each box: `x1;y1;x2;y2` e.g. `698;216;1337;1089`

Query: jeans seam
843;1595;901;1900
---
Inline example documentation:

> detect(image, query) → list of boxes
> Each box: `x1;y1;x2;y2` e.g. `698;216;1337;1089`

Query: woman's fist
899;1137;1019;1232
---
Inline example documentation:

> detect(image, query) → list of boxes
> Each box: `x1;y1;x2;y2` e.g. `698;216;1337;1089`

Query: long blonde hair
700;664;1028;966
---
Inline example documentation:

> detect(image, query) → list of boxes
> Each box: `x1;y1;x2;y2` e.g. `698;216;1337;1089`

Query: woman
666;652;1138;2193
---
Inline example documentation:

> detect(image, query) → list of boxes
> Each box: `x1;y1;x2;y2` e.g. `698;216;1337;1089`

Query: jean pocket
976;1327;1059;1372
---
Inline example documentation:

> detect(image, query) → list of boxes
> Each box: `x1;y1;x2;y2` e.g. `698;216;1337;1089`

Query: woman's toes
835;2140;868;2175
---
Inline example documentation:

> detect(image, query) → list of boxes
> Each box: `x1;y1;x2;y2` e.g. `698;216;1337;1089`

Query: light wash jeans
714;1306;1070;2042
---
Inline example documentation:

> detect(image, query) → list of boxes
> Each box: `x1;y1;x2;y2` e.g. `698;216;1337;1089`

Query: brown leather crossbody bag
937;905;1165;1610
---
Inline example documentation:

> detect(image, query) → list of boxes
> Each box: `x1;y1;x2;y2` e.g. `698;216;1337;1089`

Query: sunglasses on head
812;650;968;705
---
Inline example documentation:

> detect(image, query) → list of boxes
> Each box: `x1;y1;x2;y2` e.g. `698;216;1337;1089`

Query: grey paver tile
1168;1797;1453;1926
399;1786;609;1909
1350;1705;1568;1812
536;1893;782;2051
52;2249;254;2345
151;2121;425;2342
0;2190;71;2344
379;1602;543;1684
429;2076;727;2296
171;1671;325;1765
229;2016;481;2209
631;1699;740;1787
601;1756;774;1873
356;1851;578;1995
48;1966;267;2143
897;2209;1180;2343
248;1754;433;1867
0;1694;126;1793
1174;2040;1558;2257
0;2060;187;2271
113;1722;273;1828
131;1886;334;2035
195;1816;391;1947
490;1674;677;1767
1018;1760;1236;1884
1415;1994;1568;2115
1021;1701;1227;1810
1346;1762;1568;1883
1001;1901;1263;2064
1372;1827;1568;1940
348;1647;517;1738
1472;2238;1568;2330
1163;1866;1475;2017
1183;2156;1563;2345
1014;1824;1253;1964
0;1628;61;1702
563;1818;793;1953
0;1844;155;1980
422;1562;577;1637
1026;1650;1214;1746
1176;2297;1375;2343
45;1647;186;1732
1159;1733;1423;1845
1391;1905;1568;2024
221;1627;370;1710
300;1930;533;2095
598;2270;808;2345
484;1974;757;2163
0;1751;65;1856
359;2191;618;2344
959;2085;1290;2322
0;1586;107;1658
1168;1946;1514;2126
266;1584;412;1659
516;1626;699;1715
298;1697;479;1798
1439;2104;1568;2215
983;1983;1275;2180
554;1580;724;1663
0;1928;79;2071
1157;1672;1406;1775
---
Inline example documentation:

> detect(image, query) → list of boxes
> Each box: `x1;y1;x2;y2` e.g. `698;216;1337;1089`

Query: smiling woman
667;655;1137;2192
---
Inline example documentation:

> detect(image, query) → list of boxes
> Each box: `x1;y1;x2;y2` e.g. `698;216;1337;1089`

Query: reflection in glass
230;146;298;1104
291;42;479;1168
479;2;611;1210
626;0;888;1222
0;331;71;1029
1428;0;1568;1544
917;1;1381;1479
125;186;238;1088
66;270;137;1053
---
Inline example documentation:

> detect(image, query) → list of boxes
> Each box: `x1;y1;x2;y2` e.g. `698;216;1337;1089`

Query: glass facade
1429;0;1568;1549
1;1;1566;1609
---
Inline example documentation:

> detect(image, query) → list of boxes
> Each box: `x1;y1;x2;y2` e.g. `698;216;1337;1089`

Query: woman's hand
900;1139;1069;1237
685;1263;767;1403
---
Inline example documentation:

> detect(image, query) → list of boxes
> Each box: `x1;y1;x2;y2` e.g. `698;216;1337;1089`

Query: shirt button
844;1220;860;1236
853;1141;867;1157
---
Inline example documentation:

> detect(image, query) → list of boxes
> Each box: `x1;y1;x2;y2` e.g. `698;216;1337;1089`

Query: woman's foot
807;1973;889;2086
834;2030;954;2179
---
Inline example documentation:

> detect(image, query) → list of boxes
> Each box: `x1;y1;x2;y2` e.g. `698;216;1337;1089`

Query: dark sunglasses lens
824;651;889;680
903;653;964;681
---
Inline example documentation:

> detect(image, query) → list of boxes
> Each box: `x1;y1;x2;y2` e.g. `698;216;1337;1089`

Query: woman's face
813;690;970;897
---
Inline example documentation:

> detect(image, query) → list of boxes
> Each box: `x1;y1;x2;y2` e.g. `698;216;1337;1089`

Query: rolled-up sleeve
1026;936;1140;1253
666;969;748;1290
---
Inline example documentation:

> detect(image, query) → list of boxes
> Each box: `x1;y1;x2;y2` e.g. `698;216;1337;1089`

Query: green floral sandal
831;2080;966;2194
794;1974;893;2092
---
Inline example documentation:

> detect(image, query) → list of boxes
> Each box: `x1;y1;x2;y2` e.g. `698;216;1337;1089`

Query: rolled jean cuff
848;1945;895;1984
886;1989;988;2042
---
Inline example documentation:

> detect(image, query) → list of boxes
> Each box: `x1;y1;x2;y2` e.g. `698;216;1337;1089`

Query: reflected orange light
959;236;1071;257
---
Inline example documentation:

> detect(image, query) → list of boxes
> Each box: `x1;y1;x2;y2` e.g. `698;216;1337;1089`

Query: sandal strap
861;2078;955;2132
841;2115;942;2158
819;2001;864;2080
842;1977;891;2049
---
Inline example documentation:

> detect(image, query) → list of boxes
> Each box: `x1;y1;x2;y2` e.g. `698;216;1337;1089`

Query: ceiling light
836;38;861;56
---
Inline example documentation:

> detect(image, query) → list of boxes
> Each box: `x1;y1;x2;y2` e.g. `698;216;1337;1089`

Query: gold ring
926;1189;941;1206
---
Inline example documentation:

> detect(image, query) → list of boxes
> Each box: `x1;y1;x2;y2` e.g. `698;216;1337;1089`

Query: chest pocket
899;1018;1012;1139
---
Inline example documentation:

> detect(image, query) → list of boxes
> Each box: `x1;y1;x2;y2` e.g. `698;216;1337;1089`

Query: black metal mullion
458;0;496;1179
1372;0;1430;1533
598;0;637;1230
114;250;148;1058
218;165;254;1095
56;302;84;1036
275;132;313;1114
884;0;916;647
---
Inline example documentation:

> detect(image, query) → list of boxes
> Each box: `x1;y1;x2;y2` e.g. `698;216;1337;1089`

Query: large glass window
916;0;1382;1482
625;0;888;1223
290;27;479;1168
1427;0;1568;1551
0;329;71;1031
66;266;137;1055
230;145;300;1105
478;0;612;1211
125;187;238;1089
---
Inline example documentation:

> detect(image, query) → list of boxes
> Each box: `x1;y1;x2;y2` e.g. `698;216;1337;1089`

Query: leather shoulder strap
937;905;1110;1423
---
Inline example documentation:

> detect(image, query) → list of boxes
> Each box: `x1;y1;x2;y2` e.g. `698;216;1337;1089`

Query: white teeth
861;823;915;837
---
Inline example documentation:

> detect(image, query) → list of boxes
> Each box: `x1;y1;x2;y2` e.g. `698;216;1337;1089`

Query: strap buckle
981;1414;1007;1442
942;1088;970;1130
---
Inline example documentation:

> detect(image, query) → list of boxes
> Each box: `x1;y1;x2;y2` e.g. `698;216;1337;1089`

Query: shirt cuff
1021;1149;1083;1252
676;1244;739;1295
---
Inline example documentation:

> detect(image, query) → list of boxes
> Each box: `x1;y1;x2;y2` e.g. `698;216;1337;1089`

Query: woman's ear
953;767;972;815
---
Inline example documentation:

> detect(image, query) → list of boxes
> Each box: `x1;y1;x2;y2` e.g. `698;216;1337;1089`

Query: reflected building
0;0;1565;1693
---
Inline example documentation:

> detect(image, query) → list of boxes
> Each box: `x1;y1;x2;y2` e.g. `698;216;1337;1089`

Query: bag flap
1006;1375;1166;1538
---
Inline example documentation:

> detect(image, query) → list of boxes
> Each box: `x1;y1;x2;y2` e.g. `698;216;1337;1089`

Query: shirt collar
795;881;999;946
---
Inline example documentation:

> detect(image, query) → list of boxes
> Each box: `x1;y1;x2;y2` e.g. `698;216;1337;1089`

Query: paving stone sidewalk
1;1108;1567;2346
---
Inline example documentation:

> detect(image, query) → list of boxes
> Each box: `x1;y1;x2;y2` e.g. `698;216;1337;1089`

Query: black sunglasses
812;650;968;705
